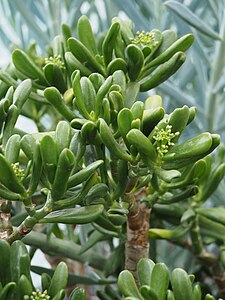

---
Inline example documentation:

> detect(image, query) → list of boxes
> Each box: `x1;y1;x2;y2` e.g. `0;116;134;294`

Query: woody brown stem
0;199;13;240
125;188;150;284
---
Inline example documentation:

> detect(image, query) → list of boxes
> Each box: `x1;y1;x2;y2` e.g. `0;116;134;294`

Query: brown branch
0;199;13;240
125;188;150;285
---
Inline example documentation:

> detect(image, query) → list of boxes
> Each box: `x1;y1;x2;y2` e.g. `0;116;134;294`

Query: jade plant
0;15;225;299
0;239;86;299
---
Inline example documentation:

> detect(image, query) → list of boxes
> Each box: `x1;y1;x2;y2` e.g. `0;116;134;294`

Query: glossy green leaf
40;204;104;224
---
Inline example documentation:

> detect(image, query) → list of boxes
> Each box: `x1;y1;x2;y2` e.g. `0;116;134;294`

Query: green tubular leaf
5;134;21;163
143;33;194;70
77;15;98;56
118;270;143;299
107;58;127;75
187;107;196;125
105;286;121;300
40;204;104;224
107;213;127;226
69;131;86;165
97;290;113;300
112;70;126;98
20;134;37;159
140;286;159;300
169;105;190;141
95;75;113;118
13;79;32;110
12;49;47;86
199;215;225;241
89;73;105;92
127;44;144;81
153;30;177;56
199;163;225;201
137;258;155;286
79;231;104;254
109;91;124;112
68;160;103;188
40;135;58;165
163;133;213;161
69;287;86;300
28;143;42;196
113;160;129;199
126;129;157;164
166;290;175;300
51;149;75;200
80;76;96;113
0;70;17;88
140;51;186;92
163;159;206;189
43;63;67;94
192;284;202;300
143;107;165;136
65;52;92;76
145;95;162;110
125;81;140;108
0;154;26;195
40;135;58;184
2;104;19;147
81;121;97;143
114;28;126;59
85;183;108;205
18;274;33;299
0;282;16;300
55;121;72;153
68;37;104;74
41;272;52;292
156;169;181;183
62;23;72;47
102;22;120;66
94;212;121;233
52;289;65;300
131;101;144;121
44;87;76;121
10;240;31;284
48;262;68;298
112;17;134;46
197;208;225;227
0;100;8;133
0;184;22;200
117;108;134;145
101;98;111;124
149;225;189;240
205;295;215;300
98;118;131;161
171;268;193;300
72;70;90;119
150;263;169;300
165;1;221;40
159;186;198;204
0;240;11;285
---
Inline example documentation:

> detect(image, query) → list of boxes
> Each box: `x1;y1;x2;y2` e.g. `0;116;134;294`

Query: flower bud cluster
44;54;65;69
131;31;159;49
24;289;50;300
11;162;25;178
153;124;179;157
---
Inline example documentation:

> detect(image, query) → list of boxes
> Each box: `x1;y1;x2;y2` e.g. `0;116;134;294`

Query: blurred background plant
1;0;225;298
